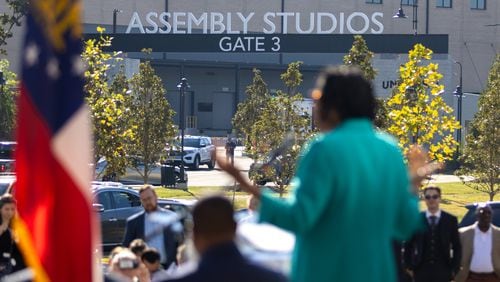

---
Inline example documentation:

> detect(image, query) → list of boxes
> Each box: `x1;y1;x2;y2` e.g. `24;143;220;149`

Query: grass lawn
422;182;493;221
152;182;493;221
154;186;251;210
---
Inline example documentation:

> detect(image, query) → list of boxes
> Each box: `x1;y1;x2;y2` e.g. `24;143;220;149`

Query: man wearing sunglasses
405;186;462;282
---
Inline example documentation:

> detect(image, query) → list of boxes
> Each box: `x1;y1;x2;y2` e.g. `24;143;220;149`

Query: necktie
429;215;437;227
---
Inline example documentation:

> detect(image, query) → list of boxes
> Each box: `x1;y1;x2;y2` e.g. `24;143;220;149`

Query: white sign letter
371;12;384;34
316;13;337;34
219;36;231;52
158;12;171;33
211;12;225;34
263;13;276;34
276;12;294;34
226;13;239;34
187;13;208;34
126;12;145;34
237;12;254;34
145;12;159;33
346;12;370;34
295;13;315;34
173;12;186;34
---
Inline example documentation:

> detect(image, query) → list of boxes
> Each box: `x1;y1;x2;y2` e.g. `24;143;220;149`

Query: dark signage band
83;34;448;54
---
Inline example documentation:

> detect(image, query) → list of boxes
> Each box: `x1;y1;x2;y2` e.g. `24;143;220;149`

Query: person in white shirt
456;204;500;282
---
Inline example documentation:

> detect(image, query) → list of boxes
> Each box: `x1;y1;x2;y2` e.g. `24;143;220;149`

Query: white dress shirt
425;209;442;225
470;224;494;273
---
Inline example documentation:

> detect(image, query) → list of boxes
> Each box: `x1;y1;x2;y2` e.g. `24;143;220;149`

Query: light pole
405;86;419;143
112;9;122;33
393;0;419;35
453;61;463;147
0;71;5;94
177;77;190;181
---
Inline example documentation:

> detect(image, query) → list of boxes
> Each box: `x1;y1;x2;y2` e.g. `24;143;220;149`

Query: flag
14;0;98;281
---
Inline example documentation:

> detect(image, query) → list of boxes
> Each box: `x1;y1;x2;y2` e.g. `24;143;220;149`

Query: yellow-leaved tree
387;44;459;162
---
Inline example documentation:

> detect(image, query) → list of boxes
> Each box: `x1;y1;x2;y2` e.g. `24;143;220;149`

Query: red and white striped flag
14;0;99;281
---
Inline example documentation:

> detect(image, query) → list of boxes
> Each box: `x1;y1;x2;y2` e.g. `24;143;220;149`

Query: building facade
1;0;498;138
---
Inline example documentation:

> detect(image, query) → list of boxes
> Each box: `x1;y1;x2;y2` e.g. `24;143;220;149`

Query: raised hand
407;145;443;190
214;150;261;198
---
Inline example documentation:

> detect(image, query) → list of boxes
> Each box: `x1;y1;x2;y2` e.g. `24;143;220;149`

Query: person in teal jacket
218;66;431;282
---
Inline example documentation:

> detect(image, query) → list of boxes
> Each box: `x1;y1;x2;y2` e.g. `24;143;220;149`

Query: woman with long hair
0;194;25;277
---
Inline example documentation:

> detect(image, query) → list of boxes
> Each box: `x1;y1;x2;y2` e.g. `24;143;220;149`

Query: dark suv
91;183;192;250
458;201;500;228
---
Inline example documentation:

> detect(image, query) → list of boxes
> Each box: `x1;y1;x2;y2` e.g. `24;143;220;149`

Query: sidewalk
424;174;473;183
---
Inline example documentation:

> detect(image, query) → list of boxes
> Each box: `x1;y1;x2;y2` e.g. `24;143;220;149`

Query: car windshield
184;138;201;148
0;183;8;195
0;143;15;159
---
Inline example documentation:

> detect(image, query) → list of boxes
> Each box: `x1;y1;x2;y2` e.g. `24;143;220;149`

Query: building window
198;103;213;112
401;0;416;5
366;0;382;4
470;0;486;9
437;0;452;8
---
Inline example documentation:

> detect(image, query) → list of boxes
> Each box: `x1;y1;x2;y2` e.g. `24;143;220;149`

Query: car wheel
207;157;215;170
191;155;200;170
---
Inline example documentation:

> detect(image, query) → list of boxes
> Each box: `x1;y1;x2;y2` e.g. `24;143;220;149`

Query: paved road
121;146;468;187
186;147;252;187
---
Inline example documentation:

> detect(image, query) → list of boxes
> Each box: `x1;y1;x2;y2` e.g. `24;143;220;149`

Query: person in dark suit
164;196;287;282
405;186;462;282
123;185;181;269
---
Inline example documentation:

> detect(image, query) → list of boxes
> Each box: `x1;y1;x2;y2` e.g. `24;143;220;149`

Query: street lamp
112;9;122;33
453;61;463;147
393;0;418;35
177;77;190;181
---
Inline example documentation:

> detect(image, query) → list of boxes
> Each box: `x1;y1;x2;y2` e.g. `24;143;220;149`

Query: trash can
161;165;176;187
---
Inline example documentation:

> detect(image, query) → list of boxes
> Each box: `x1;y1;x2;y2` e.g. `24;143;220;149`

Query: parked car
458;201;500;228
91;182;192;251
166;136;216;170
0;175;15;195
0;141;16;174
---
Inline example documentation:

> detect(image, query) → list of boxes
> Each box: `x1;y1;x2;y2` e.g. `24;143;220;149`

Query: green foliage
344;35;388;129
0;0;29;55
0;59;18;139
82;28;133;179
374;98;389;129
280;61;303;95
247;62;313;196
459;54;500;201
343;35;377;81
386;44;459;162
128;57;176;183
232;68;270;159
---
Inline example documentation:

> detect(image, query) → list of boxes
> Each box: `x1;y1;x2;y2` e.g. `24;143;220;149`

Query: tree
249;62;312;196
343;35;377;80
459;54;500;201
386;44;460;162
128;50;176;183
0;59;18;139
82;27;133;180
0;0;29;55
343;35;388;129
232;68;271;160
